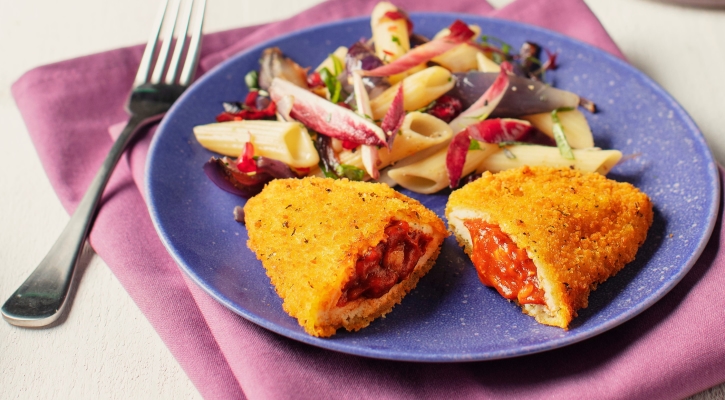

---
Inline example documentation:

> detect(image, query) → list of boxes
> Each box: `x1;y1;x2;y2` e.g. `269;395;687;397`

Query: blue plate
146;14;719;362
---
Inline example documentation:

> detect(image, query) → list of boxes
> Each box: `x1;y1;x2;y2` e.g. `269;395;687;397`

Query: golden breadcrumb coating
445;166;653;328
244;177;447;337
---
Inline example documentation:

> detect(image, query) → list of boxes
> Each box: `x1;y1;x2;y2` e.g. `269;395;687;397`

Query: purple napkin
11;0;725;398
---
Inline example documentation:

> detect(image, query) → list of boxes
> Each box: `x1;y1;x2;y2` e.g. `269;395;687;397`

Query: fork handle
1;113;161;327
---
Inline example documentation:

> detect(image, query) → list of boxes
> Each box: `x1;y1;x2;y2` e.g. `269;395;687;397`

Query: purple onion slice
447;72;581;117
203;157;272;199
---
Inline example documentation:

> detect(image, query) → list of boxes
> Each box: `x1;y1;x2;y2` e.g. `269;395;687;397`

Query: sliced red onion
445;131;472;189
381;83;405;148
466;118;532;143
314;134;341;175
347;41;385;73
346;41;390;105
269;78;386;146
258;47;309;90
409;33;430;47
447;71;581;117
518;41;542;80
446;119;532;188
361;145;380;180
449;62;512;133
275;94;294;121
204;154;300;199
352;70;382;179
256;156;299;179
360;20;475;77
204;157;272;198
313;135;365;180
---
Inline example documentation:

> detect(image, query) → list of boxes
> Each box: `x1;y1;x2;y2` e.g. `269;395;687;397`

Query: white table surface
1;0;724;398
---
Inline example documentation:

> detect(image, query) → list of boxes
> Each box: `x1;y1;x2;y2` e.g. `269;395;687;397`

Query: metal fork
1;0;206;327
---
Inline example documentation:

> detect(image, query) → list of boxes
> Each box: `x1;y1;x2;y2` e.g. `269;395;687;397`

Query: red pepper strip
446;118;532;188
244;91;259;108
381;83;405;149
215;93;277;122
341;140;358;150
236;142;257;173
216;112;243;122
359;20;475;77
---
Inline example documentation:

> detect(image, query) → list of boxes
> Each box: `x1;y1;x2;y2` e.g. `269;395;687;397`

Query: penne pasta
371;2;410;62
431;25;482;73
387;144;498;194
521;109;594;149
370;66;455;120
476;52;501;73
370;2;424;83
193;120;320;168
338;112;454;171
195;5;627;200
315;46;348;73
476;145;622;175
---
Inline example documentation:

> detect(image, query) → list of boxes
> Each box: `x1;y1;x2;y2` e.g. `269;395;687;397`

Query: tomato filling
464;220;545;305
337;220;431;307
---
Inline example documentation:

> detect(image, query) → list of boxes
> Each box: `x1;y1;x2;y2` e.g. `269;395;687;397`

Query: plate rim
145;12;721;362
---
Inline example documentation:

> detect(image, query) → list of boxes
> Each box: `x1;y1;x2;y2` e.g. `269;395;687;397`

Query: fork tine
164;0;194;84
179;0;206;86
150;0;183;84
133;0;170;87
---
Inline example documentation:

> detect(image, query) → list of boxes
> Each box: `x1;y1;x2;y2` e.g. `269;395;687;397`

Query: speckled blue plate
145;14;719;362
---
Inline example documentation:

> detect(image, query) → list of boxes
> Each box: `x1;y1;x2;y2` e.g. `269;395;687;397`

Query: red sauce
337;220;431;307
464;220;545;305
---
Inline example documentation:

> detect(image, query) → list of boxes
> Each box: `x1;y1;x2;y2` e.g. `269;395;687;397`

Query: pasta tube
371;2;410;62
476;146;622;175
370;66;455;120
387;145;498;194
431;25;482;73
370;2;424;83
521;109;595;149
193;120;319;168
315;46;348;73
476;52;501;73
338;112;453;170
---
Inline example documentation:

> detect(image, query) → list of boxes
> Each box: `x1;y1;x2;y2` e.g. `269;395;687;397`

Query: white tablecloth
1;0;723;398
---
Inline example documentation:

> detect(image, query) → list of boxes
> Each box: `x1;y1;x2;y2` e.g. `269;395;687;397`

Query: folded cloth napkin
11;0;725;398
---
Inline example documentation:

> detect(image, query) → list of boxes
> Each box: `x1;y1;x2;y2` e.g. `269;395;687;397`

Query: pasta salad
194;1;621;198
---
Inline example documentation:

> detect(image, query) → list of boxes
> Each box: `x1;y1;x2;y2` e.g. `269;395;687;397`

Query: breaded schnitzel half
446;166;653;328
245;177;448;337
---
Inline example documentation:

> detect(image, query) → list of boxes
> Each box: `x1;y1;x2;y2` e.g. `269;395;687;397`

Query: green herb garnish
336;164;365;181
330;54;344;76
469;140;481;150
391;35;402;47
319;67;342;103
244;70;259;91
551;109;575;160
319;162;365;181
480;35;513;64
